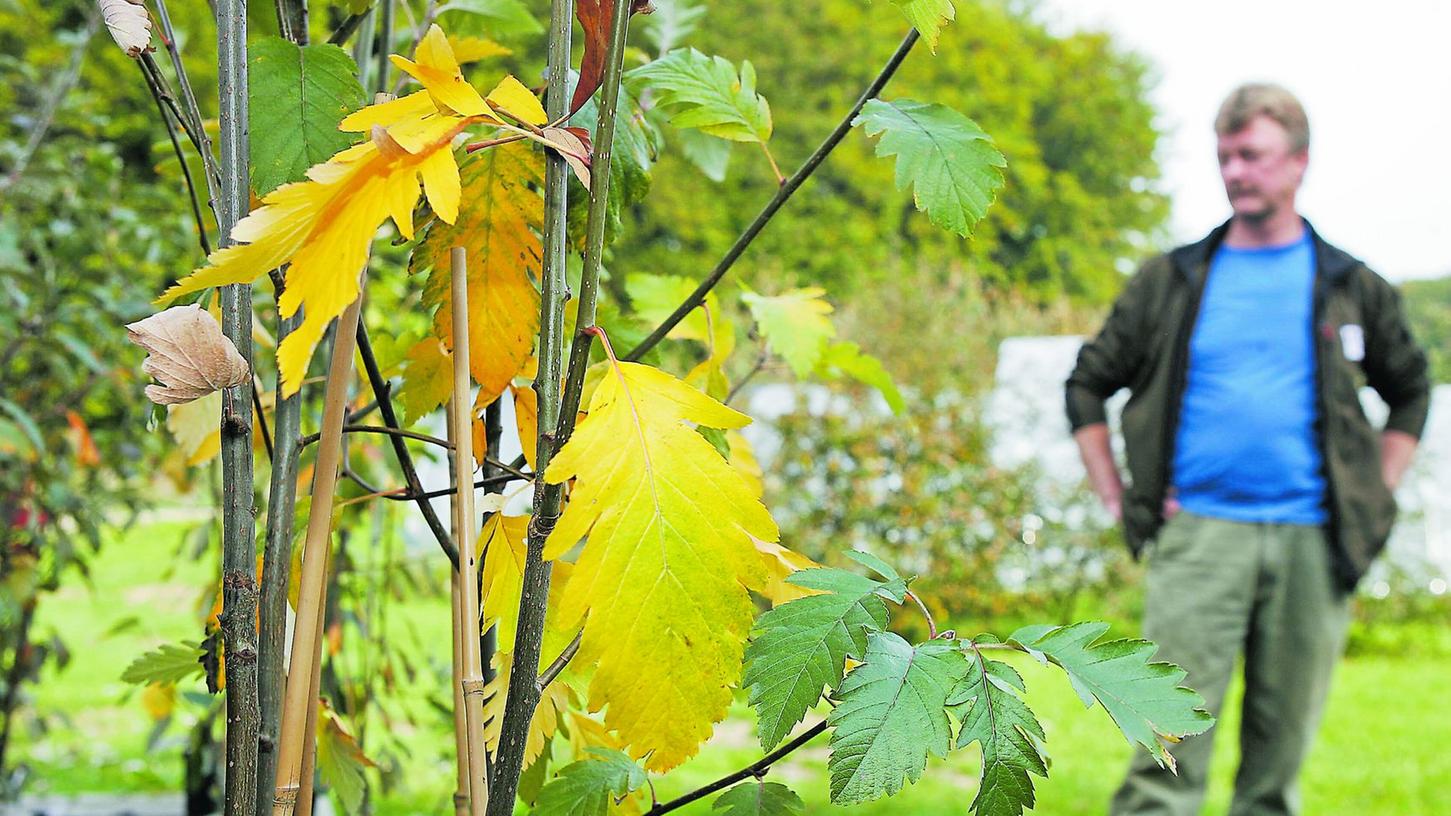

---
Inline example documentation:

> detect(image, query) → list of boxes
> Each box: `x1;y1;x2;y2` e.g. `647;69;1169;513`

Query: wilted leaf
317;702;376;815
543;359;778;770
479;512;532;651
126;304;250;405
627;49;772;143
852;98;1005;237
249;38;367;195
100;0;152;58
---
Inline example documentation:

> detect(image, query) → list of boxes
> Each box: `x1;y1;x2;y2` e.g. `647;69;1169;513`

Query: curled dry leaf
98;0;153;59
541;126;592;188
126;304;250;405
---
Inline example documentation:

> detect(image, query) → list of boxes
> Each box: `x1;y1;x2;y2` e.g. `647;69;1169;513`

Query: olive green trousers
1110;512;1351;816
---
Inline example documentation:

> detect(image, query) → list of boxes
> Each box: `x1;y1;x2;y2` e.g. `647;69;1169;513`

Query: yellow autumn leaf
412;142;544;407
481;648;574;766
448;34;512;64
752;538;822;605
725;429;763;499
684;314;735;402
142;682;175;721
479;512;531;652
543;359;779;771
167;390;221;465
510;385;538;471
154;28;539;397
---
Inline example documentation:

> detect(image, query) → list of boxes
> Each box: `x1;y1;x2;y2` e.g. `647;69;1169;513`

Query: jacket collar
1169;217;1360;285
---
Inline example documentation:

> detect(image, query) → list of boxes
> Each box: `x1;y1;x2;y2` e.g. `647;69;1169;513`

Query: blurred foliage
765;390;1138;639
0;0;222;789
614;0;1168;307
1400;275;1451;384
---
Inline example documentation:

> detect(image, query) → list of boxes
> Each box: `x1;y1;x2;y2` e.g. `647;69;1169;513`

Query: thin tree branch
138;57;212;257
300;423;454;452
355;323;461;569
536;630;581;692
215;1;260;812
252;380;274;461
553;0;635;452
152;1;223;215
624;28;922;361
905;589;936;640
643;719;831;815
486;0;576;809
274;0;310;46
327;12;369;46
724;348;769;405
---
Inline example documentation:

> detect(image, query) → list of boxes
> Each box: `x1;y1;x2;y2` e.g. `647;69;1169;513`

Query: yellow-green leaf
543;361;779;770
740;287;836;378
398;338;453;425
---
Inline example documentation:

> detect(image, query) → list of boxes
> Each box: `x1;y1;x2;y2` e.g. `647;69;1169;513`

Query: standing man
1066;83;1430;815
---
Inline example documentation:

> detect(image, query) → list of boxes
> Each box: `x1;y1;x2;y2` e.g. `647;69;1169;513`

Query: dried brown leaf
126;304;250;405
99;0;153;59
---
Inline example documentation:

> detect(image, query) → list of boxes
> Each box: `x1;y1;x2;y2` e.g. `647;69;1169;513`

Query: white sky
1038;0;1451;282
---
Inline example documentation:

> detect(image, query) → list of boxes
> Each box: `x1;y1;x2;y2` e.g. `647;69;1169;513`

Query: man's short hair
1215;83;1310;152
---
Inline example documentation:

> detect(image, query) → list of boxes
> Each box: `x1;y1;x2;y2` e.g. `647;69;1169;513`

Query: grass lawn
10;519;1450;814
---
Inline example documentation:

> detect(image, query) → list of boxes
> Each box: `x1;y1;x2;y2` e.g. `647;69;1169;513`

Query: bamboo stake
450;247;490;815
447;405;472;816
271;283;366;815
294;542;329;816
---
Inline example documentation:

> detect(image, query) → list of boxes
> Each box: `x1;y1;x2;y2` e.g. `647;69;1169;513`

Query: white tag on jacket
1339;323;1365;362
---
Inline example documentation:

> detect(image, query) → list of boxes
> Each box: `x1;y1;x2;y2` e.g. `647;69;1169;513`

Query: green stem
216;2;260;814
485;0;575;810
625;28;921;361
554;0;635;449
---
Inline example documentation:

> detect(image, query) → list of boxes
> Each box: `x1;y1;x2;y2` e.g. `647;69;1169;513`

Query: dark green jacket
1065;221;1430;589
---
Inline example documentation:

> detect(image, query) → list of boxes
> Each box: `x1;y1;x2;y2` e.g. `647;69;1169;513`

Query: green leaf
531;748;647;816
678;128;732;181
852;97;1005;237
951;653;1048;816
890;0;956;52
438;0;544;36
120;641;205;685
743;565;906;751
841;549;903;584
817;341;906;414
713;780;806;816
569;84;657;250
740;287;836;378
624;273;721;343
627;48;772;143
248;38;366;196
1007;621;1214;769
826;633;969;804
640;0;707;55
317;707;374;816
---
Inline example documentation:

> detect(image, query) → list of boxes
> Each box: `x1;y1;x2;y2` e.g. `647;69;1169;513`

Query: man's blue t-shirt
1171;230;1328;524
